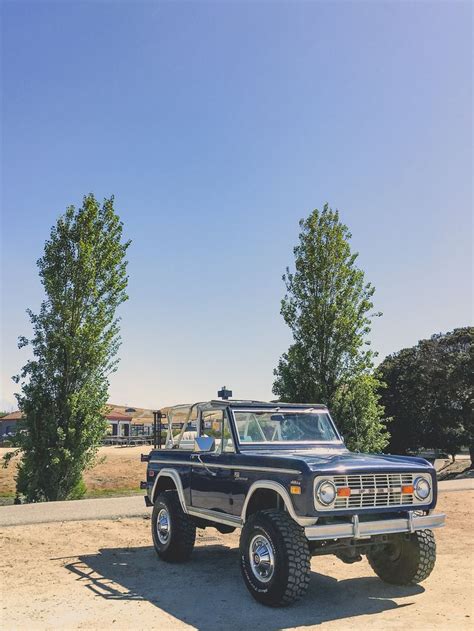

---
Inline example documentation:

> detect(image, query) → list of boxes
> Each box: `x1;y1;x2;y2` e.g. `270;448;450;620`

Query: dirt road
1;490;473;631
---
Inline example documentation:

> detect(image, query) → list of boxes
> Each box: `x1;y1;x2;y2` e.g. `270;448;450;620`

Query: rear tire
368;529;436;585
239;510;311;607
152;491;196;562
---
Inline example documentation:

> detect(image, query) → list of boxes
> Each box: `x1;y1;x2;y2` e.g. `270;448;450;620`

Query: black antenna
218;386;232;400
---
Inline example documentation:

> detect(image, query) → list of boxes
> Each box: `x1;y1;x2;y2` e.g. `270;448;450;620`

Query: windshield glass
233;410;339;444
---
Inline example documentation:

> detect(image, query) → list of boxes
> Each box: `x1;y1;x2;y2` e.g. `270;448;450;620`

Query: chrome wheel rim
249;534;275;583
157;508;170;544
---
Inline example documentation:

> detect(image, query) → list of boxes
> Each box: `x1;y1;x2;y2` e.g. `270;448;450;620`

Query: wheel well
244;488;283;519
152;475;177;501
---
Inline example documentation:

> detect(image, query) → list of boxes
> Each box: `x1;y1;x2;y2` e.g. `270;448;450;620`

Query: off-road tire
239;509;311;607
367;529;436;585
152;491;196;562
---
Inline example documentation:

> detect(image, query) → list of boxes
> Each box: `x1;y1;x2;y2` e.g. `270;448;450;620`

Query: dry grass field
0;446;147;498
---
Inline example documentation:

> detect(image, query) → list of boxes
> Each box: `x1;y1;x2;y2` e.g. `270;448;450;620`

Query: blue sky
1;1;472;410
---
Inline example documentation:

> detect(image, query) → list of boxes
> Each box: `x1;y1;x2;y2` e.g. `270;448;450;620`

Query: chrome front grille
333;473;414;509
311;471;423;512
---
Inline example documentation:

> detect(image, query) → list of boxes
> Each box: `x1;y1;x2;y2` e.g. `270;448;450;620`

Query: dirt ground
1;491;473;631
0;446;146;497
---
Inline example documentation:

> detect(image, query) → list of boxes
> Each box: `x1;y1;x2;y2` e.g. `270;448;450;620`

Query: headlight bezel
413;476;431;501
315;479;337;507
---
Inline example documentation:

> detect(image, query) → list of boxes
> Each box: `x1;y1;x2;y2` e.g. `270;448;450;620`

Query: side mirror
194;435;215;453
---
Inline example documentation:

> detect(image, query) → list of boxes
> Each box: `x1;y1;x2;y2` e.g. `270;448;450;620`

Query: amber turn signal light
402;485;414;494
337;487;351;497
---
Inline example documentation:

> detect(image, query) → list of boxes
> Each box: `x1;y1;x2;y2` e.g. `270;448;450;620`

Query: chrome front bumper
304;511;446;541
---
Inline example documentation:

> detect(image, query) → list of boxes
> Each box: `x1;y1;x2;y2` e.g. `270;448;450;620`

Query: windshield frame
230;407;344;448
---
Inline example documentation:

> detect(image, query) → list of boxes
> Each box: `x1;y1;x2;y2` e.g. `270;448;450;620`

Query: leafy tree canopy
273;204;387;451
8;194;130;501
332;374;388;453
378;327;473;461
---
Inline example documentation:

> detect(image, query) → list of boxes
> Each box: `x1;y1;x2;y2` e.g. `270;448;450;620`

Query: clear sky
1;1;472;411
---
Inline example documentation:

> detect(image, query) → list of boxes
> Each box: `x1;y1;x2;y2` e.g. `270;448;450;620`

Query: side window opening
222;414;235;453
201;410;223;453
201;410;235;454
165;405;199;450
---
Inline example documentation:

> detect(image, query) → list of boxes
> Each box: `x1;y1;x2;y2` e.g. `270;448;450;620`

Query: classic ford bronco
141;397;445;606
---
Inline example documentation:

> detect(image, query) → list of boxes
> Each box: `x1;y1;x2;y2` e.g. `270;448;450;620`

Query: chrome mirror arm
197;454;217;476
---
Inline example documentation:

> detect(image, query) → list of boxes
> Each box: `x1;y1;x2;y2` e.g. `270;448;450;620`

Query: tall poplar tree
11;195;130;501
273;204;388;451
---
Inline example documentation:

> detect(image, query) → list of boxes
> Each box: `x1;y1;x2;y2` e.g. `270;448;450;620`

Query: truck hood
301;451;433;472
242;447;433;473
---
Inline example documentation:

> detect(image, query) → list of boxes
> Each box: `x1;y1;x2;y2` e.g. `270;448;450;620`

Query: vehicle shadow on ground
64;543;424;630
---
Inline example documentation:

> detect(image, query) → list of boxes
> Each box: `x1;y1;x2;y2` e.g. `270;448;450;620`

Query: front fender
241;480;316;526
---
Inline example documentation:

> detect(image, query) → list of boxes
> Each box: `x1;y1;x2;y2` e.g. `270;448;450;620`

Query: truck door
190;409;237;514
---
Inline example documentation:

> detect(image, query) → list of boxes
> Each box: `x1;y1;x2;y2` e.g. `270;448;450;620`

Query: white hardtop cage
162;402;222;449
159;400;335;450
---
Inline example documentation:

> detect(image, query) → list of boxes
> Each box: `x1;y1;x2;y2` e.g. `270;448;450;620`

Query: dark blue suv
142;399;445;606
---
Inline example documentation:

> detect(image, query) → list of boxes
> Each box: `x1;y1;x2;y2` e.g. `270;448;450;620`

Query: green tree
273;204;387;451
375;347;425;455
378;327;473;462
9;194;130;501
332;374;388;452
422;329;473;462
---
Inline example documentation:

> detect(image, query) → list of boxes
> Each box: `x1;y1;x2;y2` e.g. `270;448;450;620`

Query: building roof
1;411;24;421
105;411;133;421
1;405;157;424
107;404;155;425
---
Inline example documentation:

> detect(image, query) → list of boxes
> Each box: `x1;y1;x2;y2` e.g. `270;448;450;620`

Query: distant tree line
377;327;473;462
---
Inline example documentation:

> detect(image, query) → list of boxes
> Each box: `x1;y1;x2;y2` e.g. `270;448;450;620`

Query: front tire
367;529;436;585
239;510;311;607
152;491;196;562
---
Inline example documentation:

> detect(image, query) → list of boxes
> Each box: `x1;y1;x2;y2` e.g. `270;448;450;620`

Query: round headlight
414;477;431;501
316;480;336;506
